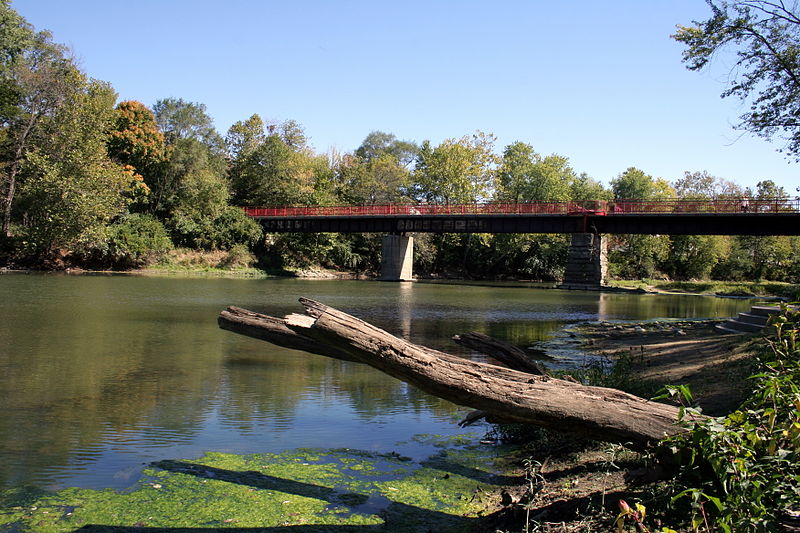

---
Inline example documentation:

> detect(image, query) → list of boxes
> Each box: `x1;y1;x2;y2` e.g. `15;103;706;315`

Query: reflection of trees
216;344;459;427
0;276;227;488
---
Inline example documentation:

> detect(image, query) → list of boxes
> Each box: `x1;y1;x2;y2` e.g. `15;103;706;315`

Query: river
0;273;752;492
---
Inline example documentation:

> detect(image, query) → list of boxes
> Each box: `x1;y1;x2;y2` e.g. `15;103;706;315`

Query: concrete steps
716;304;782;335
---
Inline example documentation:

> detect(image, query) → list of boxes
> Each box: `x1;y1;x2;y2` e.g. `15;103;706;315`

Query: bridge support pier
379;234;414;281
560;233;607;289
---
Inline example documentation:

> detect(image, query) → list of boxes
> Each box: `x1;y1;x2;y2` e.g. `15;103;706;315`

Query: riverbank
609;278;799;300
481;319;762;532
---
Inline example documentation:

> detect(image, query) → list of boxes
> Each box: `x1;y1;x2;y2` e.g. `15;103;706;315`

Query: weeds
641;304;800;532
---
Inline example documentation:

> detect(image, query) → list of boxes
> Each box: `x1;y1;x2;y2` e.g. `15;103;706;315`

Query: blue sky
10;0;800;193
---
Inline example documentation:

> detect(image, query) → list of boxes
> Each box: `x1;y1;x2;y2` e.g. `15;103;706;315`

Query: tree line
1;1;798;282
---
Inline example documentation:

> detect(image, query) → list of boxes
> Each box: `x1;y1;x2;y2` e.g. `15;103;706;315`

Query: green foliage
611;167;675;200
224;113;266;160
229;134;318;206
355;130;418;167
0;0;33;118
673;170;743;199
609;234;670;279
169;206;261;251
101;213;172;268
674;1;800;158
152;97;224;154
662;306;800;531
663;235;727;280
495;142;575;203
15;78;132;258
336;152;411;205
217;243;256;269
412;131;497;204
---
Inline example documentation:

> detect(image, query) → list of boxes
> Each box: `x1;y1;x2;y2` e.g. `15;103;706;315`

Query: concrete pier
379;234;414;281
560;233;607;289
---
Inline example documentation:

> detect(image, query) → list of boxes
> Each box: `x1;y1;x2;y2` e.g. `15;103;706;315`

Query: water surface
0;274;752;491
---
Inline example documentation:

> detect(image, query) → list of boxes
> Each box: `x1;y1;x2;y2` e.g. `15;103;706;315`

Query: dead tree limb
452;331;548;375
218;299;695;451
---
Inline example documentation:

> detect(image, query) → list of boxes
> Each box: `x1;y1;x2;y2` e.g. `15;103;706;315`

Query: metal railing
244;198;800;218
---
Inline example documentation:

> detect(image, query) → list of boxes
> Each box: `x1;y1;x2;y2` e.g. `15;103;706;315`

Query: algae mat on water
0;435;511;532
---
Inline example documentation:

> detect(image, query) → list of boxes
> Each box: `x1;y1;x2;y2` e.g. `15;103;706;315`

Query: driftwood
219;299;694;451
452;331;548;375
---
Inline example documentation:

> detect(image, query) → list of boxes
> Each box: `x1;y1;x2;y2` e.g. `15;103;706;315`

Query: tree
152;97;224;154
106;100;166;209
230;134;317;207
570;173;610;202
673;170;743;199
0;0;33;120
1;28;75;236
674;1;800;157
225;113;266;161
611;167;674;200
354;130;418;167
495;142;576;203
16;78;132;258
609;168;674;279
412;132;497;204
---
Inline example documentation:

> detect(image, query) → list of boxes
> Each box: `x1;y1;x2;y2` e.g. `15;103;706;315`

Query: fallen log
219;299;697;451
452;331;548;375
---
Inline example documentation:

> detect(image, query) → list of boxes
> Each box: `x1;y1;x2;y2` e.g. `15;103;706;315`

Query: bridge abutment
379;234;414;281
560;233;607;289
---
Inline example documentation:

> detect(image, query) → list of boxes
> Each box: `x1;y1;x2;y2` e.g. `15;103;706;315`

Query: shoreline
2;267;794;301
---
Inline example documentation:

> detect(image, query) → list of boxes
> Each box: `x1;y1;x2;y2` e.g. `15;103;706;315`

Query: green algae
0;435;509;532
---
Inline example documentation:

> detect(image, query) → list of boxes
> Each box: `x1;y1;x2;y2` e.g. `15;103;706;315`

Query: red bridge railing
245;198;800;218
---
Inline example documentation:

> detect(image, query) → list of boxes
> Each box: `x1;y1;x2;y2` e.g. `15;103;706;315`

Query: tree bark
218;299;693;451
452;331;548;375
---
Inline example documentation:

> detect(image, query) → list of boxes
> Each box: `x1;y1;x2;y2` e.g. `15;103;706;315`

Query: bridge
245;199;800;285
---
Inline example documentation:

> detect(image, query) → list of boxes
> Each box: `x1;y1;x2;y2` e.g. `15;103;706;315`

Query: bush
168;207;262;251
661;305;800;531
217;244;256;269
105;214;173;268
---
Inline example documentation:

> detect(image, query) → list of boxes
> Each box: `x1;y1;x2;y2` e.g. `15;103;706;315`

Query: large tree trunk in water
218;299;694;451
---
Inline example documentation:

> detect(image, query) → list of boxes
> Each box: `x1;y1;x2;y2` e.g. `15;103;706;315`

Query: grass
609;278;800;299
141;248;272;277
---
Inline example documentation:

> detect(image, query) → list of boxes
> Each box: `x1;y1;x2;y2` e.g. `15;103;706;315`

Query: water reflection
0;274;752;491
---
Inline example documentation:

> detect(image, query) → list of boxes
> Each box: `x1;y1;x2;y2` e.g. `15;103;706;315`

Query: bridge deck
246;199;800;236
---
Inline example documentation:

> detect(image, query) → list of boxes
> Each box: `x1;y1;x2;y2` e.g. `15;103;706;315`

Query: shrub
217;243;256;269
105;214;173;268
662;305;799;531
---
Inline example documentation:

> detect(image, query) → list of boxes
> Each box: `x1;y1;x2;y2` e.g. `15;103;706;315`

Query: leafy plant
661;304;800;531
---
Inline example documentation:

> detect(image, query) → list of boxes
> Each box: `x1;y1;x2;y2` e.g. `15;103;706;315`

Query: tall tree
229;134;317;206
673;170;744;199
0;0;32;120
152;97;224;154
674;1;800;157
609;168;674;278
106;100;167;209
611;167;674;199
355;130;418;167
225;113;266;161
336;152;410;205
16;78;132;257
412;131;497;204
1;27;76;237
495;142;576;203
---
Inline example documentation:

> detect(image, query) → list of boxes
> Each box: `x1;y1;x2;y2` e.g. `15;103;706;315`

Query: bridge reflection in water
245;199;800;284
